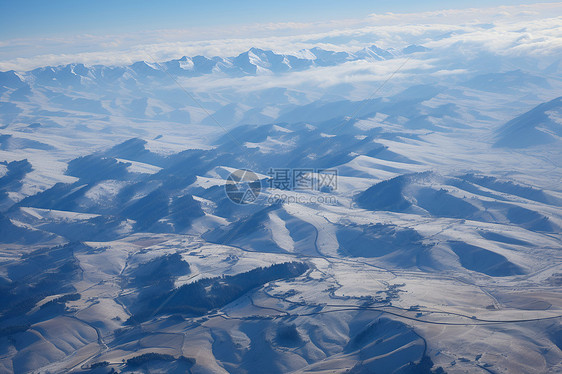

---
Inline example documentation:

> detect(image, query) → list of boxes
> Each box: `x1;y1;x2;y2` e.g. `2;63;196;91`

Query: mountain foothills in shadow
0;211;55;244
125;252;191;289
494;96;562;148
355;172;560;234
0;243;84;320
345;318;444;374
127;262;308;322
0;159;32;209
448;241;525;277
66;155;132;183
336;223;429;261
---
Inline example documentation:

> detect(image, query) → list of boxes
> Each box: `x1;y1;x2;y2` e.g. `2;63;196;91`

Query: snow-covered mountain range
3;45;400;85
0;31;562;373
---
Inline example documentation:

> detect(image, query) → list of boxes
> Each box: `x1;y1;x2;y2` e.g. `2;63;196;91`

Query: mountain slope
494;96;562;148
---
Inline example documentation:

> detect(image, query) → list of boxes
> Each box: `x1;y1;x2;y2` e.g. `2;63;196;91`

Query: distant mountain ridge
0;44;426;86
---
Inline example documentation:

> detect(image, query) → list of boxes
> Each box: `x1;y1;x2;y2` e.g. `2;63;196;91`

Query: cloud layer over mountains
1;3;561;71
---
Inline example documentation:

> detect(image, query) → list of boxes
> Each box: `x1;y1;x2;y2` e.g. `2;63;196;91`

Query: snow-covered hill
494;96;562;148
0;31;562;374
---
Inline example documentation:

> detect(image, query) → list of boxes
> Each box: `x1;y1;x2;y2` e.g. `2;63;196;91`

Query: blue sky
0;0;558;39
1;0;560;70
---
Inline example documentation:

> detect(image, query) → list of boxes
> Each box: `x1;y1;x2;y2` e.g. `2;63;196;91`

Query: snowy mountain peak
1;46;399;83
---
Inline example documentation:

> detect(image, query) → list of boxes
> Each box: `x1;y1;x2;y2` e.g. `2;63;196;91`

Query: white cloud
0;3;560;71
163;57;442;104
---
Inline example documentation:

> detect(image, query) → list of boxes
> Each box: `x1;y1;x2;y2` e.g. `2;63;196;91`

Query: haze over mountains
0;5;562;373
